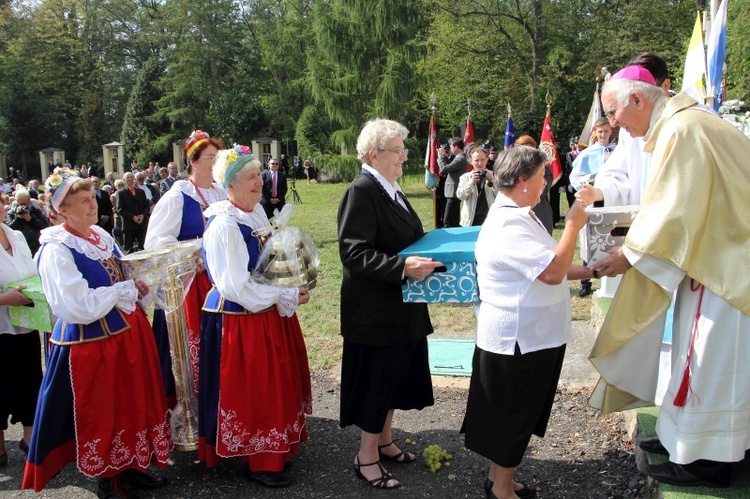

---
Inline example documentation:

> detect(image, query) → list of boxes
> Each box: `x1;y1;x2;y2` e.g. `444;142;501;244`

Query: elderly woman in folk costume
198;145;312;488
22;168;172;498
145;130;226;406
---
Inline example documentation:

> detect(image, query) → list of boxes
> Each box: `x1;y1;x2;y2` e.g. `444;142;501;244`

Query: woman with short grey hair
339;118;442;489
463;147;594;499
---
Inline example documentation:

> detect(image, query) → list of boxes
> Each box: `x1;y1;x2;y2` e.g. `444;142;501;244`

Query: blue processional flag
504;117;516;149
706;0;728;111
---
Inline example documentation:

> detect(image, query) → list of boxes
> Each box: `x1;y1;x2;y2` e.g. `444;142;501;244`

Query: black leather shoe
578;285;593;297
647;461;731;488
484;477;537;498
122;469;168;489
97;476;140;498
638;437;668;455
19;439;29;453
244;469;291;488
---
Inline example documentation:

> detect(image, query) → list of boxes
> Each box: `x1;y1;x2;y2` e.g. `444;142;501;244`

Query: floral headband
223;145;255;188
45;167;81;212
185;130;211;158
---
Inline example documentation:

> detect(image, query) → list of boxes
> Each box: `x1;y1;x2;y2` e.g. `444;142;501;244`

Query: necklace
229;199;254;213
189;178;215;208
63;223;108;251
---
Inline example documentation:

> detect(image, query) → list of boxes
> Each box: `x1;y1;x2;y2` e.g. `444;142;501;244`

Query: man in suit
261;158;287;219
116;172;150;253
437;137;467;227
91;176;113;234
159;162;180;194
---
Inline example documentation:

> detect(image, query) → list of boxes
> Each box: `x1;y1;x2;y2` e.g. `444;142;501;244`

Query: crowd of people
2;49;749;499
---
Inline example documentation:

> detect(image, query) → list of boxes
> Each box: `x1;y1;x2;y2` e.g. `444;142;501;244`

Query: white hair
602;78;665;107
356;118;409;164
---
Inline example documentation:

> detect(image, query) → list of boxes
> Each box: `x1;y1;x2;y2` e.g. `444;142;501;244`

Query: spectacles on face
200;155;218;162
380;148;409;157
269;163;279;166
604;98;628;120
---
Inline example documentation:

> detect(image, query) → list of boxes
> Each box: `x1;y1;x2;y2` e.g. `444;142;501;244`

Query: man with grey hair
8;189;49;254
588;66;750;488
135;171;159;211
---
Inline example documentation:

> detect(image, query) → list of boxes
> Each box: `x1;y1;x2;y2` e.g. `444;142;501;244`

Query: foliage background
0;0;748;176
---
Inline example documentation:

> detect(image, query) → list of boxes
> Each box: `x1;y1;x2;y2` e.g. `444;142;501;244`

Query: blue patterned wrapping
398;227;480;303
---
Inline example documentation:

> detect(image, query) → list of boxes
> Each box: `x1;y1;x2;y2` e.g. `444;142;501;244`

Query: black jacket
337;173;433;346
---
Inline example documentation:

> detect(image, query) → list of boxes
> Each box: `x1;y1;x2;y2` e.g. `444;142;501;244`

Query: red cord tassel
673;280;705;407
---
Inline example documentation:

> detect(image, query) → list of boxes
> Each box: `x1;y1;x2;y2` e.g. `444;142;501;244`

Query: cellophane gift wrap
254;204;319;288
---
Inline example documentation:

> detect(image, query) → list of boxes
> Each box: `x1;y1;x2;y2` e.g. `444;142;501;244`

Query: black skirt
340;337;434;433
0;331;43;429
462;343;566;468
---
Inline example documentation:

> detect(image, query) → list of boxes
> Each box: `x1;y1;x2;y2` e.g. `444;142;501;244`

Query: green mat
428;338;475;377
637;407;750;498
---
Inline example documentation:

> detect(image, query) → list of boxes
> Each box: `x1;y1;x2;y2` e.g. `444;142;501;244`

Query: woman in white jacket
457;148;496;227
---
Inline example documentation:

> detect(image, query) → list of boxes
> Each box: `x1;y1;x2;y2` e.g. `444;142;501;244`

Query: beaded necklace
228;199;254;213
189;178;216;208
62;223;108;251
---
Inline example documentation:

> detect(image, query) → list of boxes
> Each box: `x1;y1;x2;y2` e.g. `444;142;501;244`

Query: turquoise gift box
398;226;480;303
3;275;56;332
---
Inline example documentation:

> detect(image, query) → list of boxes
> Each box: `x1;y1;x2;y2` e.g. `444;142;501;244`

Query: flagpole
430;93;439;229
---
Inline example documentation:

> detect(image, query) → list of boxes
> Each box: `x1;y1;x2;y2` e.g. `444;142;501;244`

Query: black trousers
443;197;461;228
550;183;576;224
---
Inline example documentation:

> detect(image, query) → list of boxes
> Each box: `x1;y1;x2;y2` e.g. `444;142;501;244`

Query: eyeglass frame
199;155;218;162
379;147;409;157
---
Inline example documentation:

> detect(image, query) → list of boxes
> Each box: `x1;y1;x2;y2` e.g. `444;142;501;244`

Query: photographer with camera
456;148;496;227
7;190;49;255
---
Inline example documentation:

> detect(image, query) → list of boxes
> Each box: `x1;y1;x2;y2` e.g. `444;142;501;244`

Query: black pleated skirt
462;343;566;468
340;337;434;434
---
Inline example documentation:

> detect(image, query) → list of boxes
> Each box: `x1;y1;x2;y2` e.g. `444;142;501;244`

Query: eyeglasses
269;163;279;166
380;148;409;157
200;155;218;162
604;99;628;120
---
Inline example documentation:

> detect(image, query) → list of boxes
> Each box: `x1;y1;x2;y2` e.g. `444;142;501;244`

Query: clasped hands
590;246;632;278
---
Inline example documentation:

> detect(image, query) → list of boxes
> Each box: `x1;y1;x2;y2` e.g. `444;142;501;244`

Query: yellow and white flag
681;13;707;103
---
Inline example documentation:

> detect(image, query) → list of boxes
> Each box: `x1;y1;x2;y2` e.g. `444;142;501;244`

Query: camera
478;170;487;180
16;205;29;216
441;143;450;153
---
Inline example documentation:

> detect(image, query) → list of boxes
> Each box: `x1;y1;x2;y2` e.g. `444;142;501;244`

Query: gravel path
0;367;655;498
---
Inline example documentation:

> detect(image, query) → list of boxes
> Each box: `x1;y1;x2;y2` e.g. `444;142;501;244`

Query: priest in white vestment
588;65;750;489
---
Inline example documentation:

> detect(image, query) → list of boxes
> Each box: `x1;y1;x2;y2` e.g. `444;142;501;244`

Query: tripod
288;176;302;204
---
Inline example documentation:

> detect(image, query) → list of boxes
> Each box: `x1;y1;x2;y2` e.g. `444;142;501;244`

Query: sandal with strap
353;456;400;489
378;441;416;464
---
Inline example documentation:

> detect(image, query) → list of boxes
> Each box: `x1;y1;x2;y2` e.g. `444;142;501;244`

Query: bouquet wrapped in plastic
253;204;319;288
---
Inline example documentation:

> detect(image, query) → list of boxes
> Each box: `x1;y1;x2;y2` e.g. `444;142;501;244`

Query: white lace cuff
113;281;138;313
276;287;299;317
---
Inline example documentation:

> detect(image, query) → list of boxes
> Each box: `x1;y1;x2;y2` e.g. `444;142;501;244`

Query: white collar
203;200;268;228
362;164;404;200
39;224;115;260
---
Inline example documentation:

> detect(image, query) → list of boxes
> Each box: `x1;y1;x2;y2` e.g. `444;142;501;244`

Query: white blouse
475;193;572;355
202;201;299;317
144;180;227;250
36;225;138;325
0;225;37;335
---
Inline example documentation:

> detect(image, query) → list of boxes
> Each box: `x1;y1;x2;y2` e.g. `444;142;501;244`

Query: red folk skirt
199;310;312;472
22;308;173;492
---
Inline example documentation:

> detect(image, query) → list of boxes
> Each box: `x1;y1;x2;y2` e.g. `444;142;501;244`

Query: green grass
291;175;593;370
